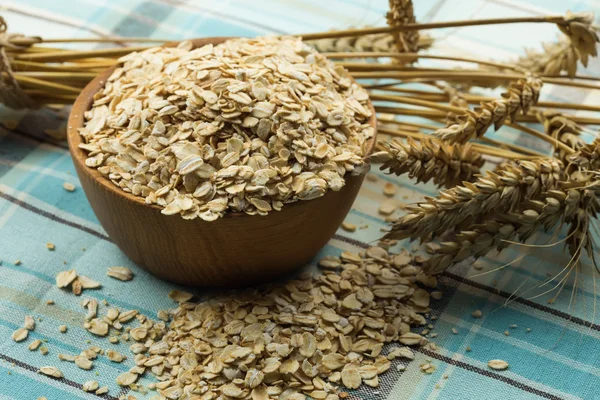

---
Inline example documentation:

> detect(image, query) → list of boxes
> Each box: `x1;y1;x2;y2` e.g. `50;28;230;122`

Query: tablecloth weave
1;1;599;399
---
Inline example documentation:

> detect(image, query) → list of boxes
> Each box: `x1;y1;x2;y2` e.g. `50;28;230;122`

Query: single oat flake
11;328;28;342
106;266;133;281
38;366;63;378
488;359;509;371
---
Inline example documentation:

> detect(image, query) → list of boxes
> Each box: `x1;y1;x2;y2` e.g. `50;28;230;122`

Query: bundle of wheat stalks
1;4;600;299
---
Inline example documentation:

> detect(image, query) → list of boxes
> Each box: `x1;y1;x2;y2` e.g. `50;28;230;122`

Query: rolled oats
38;366;63;378
76;246;434;398
488;359;509;370
107;266;134;281
11;328;28;342
80;37;373;220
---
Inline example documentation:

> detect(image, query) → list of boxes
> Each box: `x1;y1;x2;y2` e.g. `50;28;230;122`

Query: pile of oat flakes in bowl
78;36;374;221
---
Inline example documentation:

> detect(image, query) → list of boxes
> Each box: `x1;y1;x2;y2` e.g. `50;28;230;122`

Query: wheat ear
516;11;599;77
422;186;598;274
385;158;564;242
432;76;542;144
371;137;484;188
386;0;421;53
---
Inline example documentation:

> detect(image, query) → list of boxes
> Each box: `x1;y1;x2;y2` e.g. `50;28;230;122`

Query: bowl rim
66;37;378;220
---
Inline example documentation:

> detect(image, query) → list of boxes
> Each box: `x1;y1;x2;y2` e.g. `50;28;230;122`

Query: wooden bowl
67;37;377;287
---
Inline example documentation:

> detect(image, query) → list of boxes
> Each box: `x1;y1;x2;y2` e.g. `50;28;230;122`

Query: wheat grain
385;158;563;242
371;137;484;188
433;76;543;144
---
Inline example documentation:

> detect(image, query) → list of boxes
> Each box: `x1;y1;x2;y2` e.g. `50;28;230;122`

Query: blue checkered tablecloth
1;1;599;399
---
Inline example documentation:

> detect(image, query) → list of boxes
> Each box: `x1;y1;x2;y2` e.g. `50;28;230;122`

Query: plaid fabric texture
1;0;599;399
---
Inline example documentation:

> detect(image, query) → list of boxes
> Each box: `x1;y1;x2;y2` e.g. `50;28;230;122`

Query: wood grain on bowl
67;37;377;287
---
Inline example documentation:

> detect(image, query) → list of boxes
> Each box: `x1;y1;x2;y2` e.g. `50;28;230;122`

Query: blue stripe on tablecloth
112;1;175;37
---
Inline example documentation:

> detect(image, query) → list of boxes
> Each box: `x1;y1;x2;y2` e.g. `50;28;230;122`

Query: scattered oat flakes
24;315;35;330
387;347;415;361
341;222;357;232
472;309;482;318
28;339;42;351
71;245;434;396
75;355;93;370
504;330;510;336
95;386;108;395
526;328;531;332
451;328;458;335
56;270;77;288
59;325;67;333
46;300;55;305
77;276;102;289
383;182;397;197
46;242;55;251
168;290;194;303
63;182;75;192
106;266;133;281
378;199;397;215
420;363;436;374
83;380;99;392
14;260;21;266
40;347;49;355
106;349;125;363
366;174;378;182
11;328;28;342
116;371;138;386
465;346;471;352
85;319;109;336
487;359;509;371
38;366;63;378
509;324;518;329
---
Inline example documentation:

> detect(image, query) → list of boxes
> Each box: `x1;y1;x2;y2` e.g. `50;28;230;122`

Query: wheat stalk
371;137;484;188
385;158;564;242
